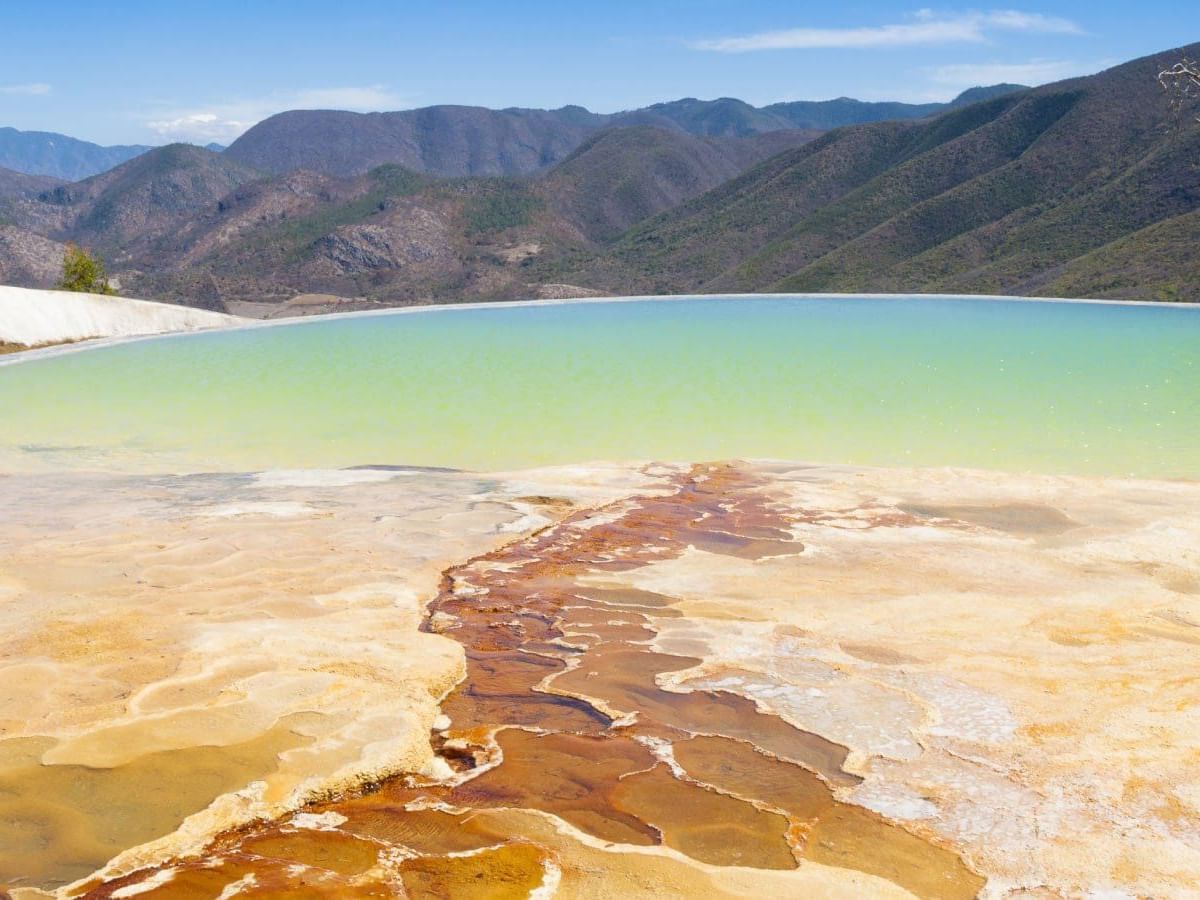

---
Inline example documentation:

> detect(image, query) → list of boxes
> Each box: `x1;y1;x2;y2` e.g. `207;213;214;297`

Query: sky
0;1;1191;146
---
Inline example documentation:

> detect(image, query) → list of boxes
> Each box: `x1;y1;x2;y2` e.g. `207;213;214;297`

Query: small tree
57;244;116;295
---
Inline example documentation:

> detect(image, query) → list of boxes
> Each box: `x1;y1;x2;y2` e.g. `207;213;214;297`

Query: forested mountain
547;44;1200;303
223;87;1024;177
0;44;1195;309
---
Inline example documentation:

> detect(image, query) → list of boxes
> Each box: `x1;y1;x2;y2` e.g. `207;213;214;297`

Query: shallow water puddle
79;465;984;898
0;718;313;890
899;502;1082;536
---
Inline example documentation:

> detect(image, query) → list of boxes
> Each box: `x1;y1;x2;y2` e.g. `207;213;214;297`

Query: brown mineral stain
440;729;659;845
438;648;611;734
805;805;986;900
81;861;250;899
340;806;498;854
673;735;835;821
673;735;983;898
237;829;380;876
549;643;855;784
78;464;980;898
576;586;680;609
611;764;796;869
399;842;548;899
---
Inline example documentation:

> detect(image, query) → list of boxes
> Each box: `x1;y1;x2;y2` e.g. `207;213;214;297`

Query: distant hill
547;45;1200;302
0;86;1024;184
761;85;1027;130
0;127;151;180
223;106;606;178
92;126;820;305
0;165;61;200
537;126;821;242
0;117;816;307
10;144;263;259
224;86;1026;178
947;84;1028;108
615;98;795;137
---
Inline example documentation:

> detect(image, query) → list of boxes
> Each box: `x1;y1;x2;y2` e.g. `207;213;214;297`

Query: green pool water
1;297;1197;478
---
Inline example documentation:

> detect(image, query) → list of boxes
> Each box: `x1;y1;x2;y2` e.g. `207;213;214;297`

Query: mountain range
0;44;1196;310
0;128;152;181
0;86;1021;183
557;47;1199;302
222;85;1024;178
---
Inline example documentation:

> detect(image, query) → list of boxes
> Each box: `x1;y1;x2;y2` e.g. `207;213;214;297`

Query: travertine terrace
1;460;1197;897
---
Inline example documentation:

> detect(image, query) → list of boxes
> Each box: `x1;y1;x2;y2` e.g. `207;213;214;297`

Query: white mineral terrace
0;460;1197;897
0;285;242;348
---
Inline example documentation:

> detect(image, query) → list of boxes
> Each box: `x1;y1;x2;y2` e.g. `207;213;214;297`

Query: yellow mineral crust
613;463;1200;897
0;464;664;893
2;460;1198;898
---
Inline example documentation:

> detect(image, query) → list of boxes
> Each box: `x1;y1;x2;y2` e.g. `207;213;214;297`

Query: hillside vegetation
0;123;830;307
548;43;1200;302
0;46;1194;310
0;166;62;200
223;87;1024;178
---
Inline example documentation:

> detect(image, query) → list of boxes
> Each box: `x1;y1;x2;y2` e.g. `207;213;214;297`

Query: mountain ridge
544;43;1200;302
0;127;152;180
223;85;1028;178
0;49;1195;308
0;165;62;200
0;85;1024;183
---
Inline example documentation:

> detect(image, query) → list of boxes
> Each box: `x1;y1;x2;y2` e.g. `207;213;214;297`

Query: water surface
1;296;1196;477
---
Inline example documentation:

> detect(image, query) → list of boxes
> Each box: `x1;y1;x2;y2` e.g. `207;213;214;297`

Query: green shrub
57;244;116;295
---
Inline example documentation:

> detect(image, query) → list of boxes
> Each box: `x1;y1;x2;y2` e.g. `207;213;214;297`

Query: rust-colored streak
432;730;661;846
398;842;548;899
673;735;985;899
610;764;797;869
81;464;982;898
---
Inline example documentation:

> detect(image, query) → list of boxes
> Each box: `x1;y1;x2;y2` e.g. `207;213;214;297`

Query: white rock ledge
0;284;241;348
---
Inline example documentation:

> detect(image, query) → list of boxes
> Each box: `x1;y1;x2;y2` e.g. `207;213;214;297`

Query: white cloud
0;83;51;96
143;85;410;143
691;9;1083;53
145;112;254;142
927;58;1102;88
982;10;1081;34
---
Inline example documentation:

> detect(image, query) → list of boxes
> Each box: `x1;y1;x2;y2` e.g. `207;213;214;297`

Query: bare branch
1159;58;1200;121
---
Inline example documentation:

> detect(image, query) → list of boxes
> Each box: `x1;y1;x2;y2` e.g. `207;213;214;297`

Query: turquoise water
0;297;1197;477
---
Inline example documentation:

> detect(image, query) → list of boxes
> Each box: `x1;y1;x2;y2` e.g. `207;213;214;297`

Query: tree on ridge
57;244;117;295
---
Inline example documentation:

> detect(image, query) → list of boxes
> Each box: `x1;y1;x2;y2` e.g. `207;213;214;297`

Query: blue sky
0;1;1191;145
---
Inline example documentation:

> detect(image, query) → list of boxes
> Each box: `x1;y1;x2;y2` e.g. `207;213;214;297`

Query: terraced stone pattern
3;459;1198;897
75;466;983;899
